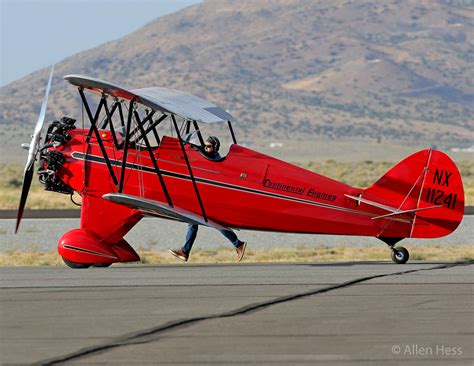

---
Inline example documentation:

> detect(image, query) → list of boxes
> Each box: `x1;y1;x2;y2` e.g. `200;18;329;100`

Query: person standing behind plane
169;136;247;262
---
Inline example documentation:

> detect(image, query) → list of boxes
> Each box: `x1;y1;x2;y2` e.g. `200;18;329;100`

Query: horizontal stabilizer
345;194;399;213
371;205;442;220
103;193;230;231
345;194;442;221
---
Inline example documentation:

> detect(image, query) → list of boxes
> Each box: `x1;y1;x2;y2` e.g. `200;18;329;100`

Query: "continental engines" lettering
307;188;337;201
262;179;337;201
263;179;305;195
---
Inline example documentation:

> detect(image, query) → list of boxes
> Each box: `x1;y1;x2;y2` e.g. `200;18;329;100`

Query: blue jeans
182;224;241;255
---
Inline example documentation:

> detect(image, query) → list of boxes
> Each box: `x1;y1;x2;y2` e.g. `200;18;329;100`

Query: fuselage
53;128;412;238
19;74;463;267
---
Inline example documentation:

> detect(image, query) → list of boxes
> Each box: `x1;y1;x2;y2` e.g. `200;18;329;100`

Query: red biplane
16;69;464;267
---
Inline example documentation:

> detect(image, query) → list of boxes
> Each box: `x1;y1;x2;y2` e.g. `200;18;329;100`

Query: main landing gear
58;229;140;269
378;237;410;264
62;258;112;269
62;257;90;269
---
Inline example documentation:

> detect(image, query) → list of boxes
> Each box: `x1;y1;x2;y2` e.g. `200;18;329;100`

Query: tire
92;263;112;268
62;257;91;269
391;246;409;264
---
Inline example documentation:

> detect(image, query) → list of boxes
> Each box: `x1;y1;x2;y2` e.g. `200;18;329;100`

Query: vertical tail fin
363;149;464;238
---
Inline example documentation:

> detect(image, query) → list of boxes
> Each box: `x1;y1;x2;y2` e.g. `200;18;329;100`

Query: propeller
15;65;55;233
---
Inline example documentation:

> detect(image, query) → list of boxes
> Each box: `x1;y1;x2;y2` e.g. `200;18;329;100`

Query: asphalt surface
1;261;473;365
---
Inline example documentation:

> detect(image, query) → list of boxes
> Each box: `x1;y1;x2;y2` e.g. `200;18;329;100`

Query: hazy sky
0;0;200;86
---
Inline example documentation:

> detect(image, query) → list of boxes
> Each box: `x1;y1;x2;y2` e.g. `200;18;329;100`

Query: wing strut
100;100;119;128
172;115;208;222
192;120;205;146
118;100;135;193
78;88;118;186
102;98;120;148
77;89;174;207
228;120;237;144
133;110;173;207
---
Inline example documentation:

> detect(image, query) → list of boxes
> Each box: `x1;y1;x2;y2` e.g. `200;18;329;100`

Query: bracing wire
80;96;87;195
134;108;145;197
169;115;173;138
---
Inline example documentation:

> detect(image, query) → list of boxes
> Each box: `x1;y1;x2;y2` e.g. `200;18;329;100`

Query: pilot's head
205;136;220;155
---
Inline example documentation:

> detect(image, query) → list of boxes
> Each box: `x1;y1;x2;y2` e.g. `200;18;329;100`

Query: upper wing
64;74;234;124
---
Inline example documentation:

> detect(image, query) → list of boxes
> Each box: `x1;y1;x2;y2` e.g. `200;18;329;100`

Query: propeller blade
26;65;55;170
15;65;54;233
15;164;34;233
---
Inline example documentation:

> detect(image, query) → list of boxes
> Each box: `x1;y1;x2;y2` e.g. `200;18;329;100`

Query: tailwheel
391;246;409;264
62;257;91;269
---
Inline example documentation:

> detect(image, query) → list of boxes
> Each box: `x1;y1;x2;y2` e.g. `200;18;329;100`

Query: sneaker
235;242;247;262
169;249;189;262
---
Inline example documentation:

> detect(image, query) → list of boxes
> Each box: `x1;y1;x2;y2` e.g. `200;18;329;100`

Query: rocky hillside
1;0;473;146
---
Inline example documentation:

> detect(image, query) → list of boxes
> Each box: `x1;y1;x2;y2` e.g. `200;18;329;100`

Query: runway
1;261;473;365
2;216;473;252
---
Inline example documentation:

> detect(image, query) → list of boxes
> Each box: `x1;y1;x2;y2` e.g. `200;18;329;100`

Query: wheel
62;257;91;269
391;246;409;264
92;263;112;268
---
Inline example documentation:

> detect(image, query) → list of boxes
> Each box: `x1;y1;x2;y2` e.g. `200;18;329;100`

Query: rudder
363;149;464;239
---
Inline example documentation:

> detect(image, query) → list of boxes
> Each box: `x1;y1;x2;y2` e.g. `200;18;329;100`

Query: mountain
1;0;473;147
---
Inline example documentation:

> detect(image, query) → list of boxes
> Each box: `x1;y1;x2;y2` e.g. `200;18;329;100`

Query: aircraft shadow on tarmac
301;261;455;267
116;260;460;269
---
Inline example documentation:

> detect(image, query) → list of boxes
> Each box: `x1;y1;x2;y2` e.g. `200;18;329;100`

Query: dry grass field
0;164;77;209
1;244;472;266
